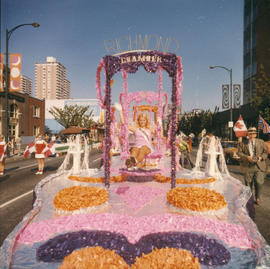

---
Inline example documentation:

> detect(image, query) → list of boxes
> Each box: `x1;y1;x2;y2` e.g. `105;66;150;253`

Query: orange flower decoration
131;247;200;269
59;246;129;269
54;186;108;212
154;174;216;184
68;175;126;183
167;187;227;212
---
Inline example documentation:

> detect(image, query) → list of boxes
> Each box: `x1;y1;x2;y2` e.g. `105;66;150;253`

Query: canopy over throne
96;50;183;188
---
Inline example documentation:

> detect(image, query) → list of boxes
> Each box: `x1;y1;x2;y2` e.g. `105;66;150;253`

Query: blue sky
1;0;243;112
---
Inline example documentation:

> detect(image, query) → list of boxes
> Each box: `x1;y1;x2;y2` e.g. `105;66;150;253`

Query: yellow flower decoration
59;246;129;269
68;175;126;183
54;186;108;212
131;247;200;269
167;187;227;212
154;174;216;184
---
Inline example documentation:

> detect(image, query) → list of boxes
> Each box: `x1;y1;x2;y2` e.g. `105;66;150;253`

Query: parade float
1;50;270;268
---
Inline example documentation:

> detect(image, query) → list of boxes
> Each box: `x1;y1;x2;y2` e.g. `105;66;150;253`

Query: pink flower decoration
17;213;253;249
114;185;166;211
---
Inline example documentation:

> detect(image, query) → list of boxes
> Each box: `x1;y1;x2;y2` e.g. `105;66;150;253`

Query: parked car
221;140;240;165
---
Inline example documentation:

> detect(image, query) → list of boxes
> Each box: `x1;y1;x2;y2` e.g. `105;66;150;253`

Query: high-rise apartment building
243;0;270;104
35;57;71;100
21;75;33;96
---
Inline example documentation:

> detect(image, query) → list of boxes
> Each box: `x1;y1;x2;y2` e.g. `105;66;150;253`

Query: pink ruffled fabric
17;213;253;249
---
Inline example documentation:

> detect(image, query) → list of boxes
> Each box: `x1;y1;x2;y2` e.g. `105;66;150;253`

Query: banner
258;115;270;134
9;54;22;92
0;54;4;92
233;84;241;108
233;114;247;137
222;84;229;109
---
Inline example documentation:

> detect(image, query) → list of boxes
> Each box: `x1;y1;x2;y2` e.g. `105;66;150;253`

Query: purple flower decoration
37;230;231;266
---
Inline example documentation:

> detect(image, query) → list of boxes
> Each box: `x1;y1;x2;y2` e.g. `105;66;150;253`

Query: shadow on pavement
0;174;10;182
5;167;19;173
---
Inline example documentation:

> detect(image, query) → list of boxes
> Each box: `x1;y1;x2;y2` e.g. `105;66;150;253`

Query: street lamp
5;22;40;155
209;65;233;140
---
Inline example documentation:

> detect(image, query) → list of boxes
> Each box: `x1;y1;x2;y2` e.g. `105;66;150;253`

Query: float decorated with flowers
1;50;270;268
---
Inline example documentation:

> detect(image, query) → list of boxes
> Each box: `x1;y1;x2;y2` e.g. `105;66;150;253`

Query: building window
10;104;18;118
9;125;16;136
252;62;257;75
244;14;250;29
33;126;40;136
244;65;251;79
33;105;40;118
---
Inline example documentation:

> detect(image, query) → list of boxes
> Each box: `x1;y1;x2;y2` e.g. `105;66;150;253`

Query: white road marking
0;190;33;209
92;157;101;162
16;163;37;171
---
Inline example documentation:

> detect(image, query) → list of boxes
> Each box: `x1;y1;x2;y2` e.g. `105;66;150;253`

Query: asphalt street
0;150;103;245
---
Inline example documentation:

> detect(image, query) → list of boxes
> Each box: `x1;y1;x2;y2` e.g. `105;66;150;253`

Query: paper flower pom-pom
59;246;129;269
167;187;227;212
131;247;200;268
53;186;108;212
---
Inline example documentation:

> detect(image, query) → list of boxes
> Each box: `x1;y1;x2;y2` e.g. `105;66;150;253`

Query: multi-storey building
21;75;32;96
35;57;71;100
0;91;45;138
243;0;270;104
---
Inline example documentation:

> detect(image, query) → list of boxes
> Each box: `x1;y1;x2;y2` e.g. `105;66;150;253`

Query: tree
45;125;52;135
177;107;219;137
49;105;95;129
250;64;270;122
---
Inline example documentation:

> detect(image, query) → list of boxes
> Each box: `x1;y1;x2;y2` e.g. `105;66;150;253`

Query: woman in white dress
35;134;47;175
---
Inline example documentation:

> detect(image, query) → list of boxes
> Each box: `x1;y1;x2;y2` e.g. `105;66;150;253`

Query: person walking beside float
24;134;51;175
238;127;268;205
34;134;47;174
0;135;7;175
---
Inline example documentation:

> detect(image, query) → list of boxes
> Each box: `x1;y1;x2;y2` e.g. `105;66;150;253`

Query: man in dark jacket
238;127;268;205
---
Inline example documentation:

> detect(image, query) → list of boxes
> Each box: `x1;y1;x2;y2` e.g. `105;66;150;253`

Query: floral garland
176;56;183;106
68;175;126;183
59;246;129;269
167;187;227;212
96;59;106;109
53;186;108;212
154;174;216;184
131;247;200;269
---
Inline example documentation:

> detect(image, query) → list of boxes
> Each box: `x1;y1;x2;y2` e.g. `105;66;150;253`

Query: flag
222;84;229;109
0;54;4;92
258;115;270;134
233;115;247;137
9;54;22;92
24;141;35;158
233;84;241;108
43;141;55;158
0;143;7;162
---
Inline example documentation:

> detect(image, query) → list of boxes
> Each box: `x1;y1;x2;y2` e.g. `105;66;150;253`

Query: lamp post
209;65;233;140
5;22;40;155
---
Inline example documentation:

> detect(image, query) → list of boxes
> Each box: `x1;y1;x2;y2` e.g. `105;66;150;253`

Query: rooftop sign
104;34;179;54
